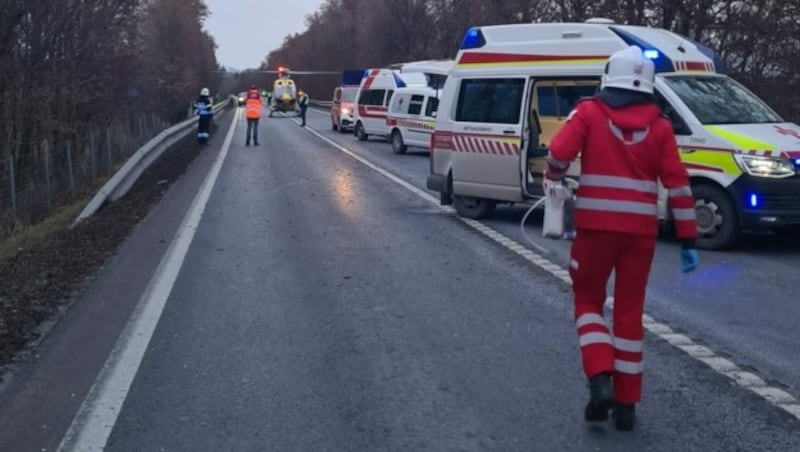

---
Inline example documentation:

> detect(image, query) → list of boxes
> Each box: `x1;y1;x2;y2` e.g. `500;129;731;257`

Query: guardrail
310;99;332;108
71;96;235;228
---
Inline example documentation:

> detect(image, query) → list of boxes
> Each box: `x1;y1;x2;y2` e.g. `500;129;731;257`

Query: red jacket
548;93;698;240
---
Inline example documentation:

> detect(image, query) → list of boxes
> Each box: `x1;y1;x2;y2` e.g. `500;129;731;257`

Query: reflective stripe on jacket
548;97;698;239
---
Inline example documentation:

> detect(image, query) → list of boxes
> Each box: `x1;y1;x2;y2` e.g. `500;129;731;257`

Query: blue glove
681;249;699;273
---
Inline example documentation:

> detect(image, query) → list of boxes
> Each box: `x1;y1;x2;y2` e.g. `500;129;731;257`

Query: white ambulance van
353;68;428;142
426;18;800;250
386;86;440;154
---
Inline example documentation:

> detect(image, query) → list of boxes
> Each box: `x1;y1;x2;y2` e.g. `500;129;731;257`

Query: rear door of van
450;77;527;201
404;94;428;146
357;88;388;135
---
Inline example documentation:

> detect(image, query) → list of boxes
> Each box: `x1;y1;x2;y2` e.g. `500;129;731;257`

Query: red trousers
569;229;655;404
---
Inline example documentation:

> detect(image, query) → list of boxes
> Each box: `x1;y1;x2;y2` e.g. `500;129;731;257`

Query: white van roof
453;19;725;77
359;68;429;90
399;59;453;76
392;85;438;96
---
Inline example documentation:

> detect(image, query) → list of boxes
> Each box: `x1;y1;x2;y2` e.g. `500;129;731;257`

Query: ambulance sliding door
527;79;600;179
451;77;527;201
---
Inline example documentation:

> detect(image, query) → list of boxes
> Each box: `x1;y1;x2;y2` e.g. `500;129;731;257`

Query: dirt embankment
0;119;222;374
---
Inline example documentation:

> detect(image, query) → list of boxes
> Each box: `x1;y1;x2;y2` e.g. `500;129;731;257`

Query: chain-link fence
0;113;170;237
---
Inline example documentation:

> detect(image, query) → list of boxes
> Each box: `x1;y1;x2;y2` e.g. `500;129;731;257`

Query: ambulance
386;86;440;154
426;18;800;250
352;68;428;142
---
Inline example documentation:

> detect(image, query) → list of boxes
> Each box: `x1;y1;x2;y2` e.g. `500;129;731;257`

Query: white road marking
296;118;800;423
57;109;241;451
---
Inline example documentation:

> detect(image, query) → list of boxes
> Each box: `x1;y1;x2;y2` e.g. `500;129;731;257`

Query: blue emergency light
795;158;800;166
460;28;486;49
749;193;760;208
643;49;660;59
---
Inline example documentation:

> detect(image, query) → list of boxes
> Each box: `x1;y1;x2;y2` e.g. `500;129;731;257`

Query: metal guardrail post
66;142;75;194
7;155;16;224
44;145;52;209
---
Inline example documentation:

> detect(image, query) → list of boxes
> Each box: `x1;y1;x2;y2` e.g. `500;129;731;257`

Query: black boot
584;372;614;422
613;403;636;431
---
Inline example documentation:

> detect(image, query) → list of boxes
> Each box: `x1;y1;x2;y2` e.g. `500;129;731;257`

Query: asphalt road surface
0;107;798;451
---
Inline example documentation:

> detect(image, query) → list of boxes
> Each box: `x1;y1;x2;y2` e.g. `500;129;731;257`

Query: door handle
503;129;516;134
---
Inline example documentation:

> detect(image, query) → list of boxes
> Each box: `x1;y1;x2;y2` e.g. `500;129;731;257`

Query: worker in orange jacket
546;45;699;431
244;85;261;146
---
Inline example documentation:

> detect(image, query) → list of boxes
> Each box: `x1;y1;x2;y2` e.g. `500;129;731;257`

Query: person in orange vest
546;45;699;431
245;85;261;146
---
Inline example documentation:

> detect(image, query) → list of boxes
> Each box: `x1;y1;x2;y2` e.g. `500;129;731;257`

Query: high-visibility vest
245;90;261;119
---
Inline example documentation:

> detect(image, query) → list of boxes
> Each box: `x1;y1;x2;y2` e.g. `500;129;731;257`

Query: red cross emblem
398;97;404;106
774;125;800;140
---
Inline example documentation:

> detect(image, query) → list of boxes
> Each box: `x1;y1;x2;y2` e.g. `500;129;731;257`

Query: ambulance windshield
663;75;782;125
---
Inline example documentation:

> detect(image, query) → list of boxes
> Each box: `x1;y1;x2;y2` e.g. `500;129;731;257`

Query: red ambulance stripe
684;61;708;71
363;69;380;89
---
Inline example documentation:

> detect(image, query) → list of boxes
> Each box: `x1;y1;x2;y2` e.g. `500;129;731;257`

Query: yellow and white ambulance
426;18;800;249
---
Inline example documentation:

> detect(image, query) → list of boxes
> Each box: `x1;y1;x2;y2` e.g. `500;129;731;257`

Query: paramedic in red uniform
546;45;700;431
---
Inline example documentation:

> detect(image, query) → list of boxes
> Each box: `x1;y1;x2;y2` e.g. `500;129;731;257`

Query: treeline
0;0;222;231
264;0;800;122
0;0;220;152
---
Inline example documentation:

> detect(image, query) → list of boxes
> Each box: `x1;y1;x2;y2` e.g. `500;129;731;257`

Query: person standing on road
545;45;700;431
298;90;309;126
245;85;261;146
194;87;214;144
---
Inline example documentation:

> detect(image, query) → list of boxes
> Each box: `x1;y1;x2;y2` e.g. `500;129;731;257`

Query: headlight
733;154;796;178
341;107;350;115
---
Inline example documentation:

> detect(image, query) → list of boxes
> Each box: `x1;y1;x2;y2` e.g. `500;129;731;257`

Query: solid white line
57;109;241;451
296;120;800;423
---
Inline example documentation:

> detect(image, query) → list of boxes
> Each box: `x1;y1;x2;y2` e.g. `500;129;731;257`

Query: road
0;106;798;451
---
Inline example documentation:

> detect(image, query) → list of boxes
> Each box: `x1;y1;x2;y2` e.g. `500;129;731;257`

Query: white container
542;194;565;239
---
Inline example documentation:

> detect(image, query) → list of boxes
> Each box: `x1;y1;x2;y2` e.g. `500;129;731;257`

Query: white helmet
200;87;210;96
601;45;655;95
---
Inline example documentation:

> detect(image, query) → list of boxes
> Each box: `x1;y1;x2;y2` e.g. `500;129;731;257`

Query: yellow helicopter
268;66;299;117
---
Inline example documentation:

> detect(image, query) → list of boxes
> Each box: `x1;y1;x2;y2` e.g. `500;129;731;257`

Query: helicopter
268;66;301;117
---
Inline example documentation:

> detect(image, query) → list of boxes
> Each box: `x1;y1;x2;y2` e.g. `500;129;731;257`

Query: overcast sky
204;0;325;70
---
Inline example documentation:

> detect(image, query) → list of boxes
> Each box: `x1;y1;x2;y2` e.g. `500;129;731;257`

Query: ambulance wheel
356;122;368;141
453;195;496;219
692;184;739;250
391;130;407;154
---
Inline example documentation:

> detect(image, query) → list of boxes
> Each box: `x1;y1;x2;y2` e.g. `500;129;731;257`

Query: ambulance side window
654;90;692;135
408;95;425;115
384;90;394;107
456;78;525;124
425;97;439;117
